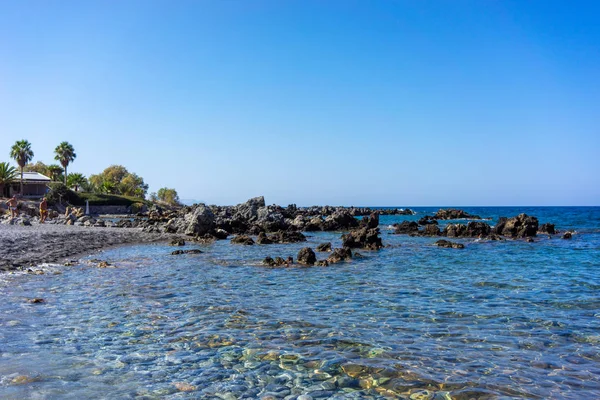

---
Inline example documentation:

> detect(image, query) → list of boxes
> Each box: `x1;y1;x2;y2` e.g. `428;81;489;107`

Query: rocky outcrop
297;247;317;266
418;216;438;225
263;256;293;267
342;215;382;250
234;196;265;223
444;224;467;238
393;221;419;234
164;204;215;236
562;231;573;239
322;210;360;231
316;242;332;252
433;209;481;220
327;248;353;264
538;223;556;235
493;214;539;238
421;224;441;236
256;232;273;245
268;230;306;244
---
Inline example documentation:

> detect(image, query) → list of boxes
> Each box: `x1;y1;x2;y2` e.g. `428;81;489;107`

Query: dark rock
359;212;379;229
393;221;419;234
316;242;332;252
465;221;492;237
28;298;44;304
231;235;255;245
170;238;185;246
171;249;203;255
268;230;306;244
322;211;359;231
315;260;329;267
562;231;572;239
435;240;464;249
538;223;556;235
421;224;441;236
327;248;353;264
297;247;316;266
257;232;273;245
342;227;382;250
526;237;535;242
417;216;438;225
444;224;467;238
433;209;481;220
496;214;539;238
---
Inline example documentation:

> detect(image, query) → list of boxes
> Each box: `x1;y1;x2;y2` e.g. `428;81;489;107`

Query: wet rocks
562;231;573;239
256;232;273;245
444;223;467;238
268;230;306;244
465;221;492;237
435;239;465;249
342;227;382;250
417;216;438;225
170;238;185;246
539;223;556;235
393;221;419;234
433;208;482;220
327;248;353;264
297;247;317;266
231;235;255;245
171;249;203;255
421;224;441;236
316;242;332;252
494;214;539;238
322;210;360;231
262;256;293;267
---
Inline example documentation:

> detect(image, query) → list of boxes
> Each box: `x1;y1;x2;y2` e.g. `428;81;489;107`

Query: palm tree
0;162;18;197
46;164;64;182
67;173;87;192
10;140;34;195
54;141;76;185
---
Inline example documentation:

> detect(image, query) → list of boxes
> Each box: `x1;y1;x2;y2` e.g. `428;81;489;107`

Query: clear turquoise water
1;207;599;399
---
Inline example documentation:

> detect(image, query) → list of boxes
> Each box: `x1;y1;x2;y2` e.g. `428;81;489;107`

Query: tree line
0;140;180;205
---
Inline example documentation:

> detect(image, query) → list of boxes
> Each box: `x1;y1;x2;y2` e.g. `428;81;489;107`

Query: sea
0;206;599;399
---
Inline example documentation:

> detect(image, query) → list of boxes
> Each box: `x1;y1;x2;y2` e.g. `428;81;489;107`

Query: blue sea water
0;207;599;399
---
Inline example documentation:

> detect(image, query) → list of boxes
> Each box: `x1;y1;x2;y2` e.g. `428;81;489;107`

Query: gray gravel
0;224;174;271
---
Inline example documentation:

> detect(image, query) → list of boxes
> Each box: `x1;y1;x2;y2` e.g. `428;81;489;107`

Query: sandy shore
0;224;175;272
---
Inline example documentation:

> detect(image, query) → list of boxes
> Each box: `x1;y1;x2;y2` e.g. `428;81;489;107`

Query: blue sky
1;1;598;206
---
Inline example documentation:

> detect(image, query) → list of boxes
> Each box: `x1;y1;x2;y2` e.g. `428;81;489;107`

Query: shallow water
1;207;599;399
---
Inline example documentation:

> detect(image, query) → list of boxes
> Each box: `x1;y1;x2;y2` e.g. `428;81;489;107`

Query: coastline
0;224;176;272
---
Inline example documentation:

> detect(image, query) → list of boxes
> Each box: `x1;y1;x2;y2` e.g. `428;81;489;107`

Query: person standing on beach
6;196;18;218
39;197;48;223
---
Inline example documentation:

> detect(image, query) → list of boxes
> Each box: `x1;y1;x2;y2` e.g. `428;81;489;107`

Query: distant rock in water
493;214;539;238
393;221;419;234
435;239;465;249
316;242;332;252
231;235;255;245
433;209;482;220
562;231;573;239
538;223;556;235
327;248;353;264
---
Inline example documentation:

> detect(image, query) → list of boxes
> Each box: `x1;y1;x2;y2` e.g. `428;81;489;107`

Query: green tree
101;165;128;187
157;187;180;205
24;161;49;175
54;141;76;185
67;173;87;192
10;140;34;195
0;162;18;197
46;164;64;182
120;173;148;197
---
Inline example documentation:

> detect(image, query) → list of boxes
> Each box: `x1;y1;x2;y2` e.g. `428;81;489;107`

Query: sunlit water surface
1;207;599;399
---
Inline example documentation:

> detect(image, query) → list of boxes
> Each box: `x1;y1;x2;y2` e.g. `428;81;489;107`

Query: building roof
21;172;52;183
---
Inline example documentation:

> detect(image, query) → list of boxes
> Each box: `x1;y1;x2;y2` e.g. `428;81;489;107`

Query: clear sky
1;1;599;206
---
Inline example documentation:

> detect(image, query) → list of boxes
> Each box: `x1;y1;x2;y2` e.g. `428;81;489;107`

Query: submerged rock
171;249;202;255
231;235;255;245
393;221;419;234
316;242;332;252
562;231;573;239
327;248;353;264
435;239;465;249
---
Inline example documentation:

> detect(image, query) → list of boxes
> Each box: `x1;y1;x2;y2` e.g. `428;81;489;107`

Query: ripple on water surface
1;209;600;399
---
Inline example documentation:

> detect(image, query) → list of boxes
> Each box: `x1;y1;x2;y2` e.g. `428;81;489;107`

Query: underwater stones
433;208;481;220
297;247;317;266
435;240;464;249
562;231;573;239
173;382;196;392
171;249;202;255
393;221;419;234
539;223;556;235
231;235;255;245
169;238;185;246
316;242;332;252
327;248;353;264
